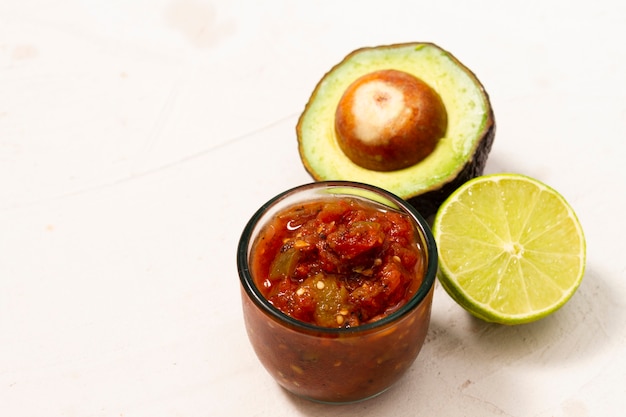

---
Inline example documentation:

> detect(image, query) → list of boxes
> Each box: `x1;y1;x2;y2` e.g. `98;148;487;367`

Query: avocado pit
334;69;448;172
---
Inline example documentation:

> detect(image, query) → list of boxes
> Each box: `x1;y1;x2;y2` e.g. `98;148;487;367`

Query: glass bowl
237;181;437;404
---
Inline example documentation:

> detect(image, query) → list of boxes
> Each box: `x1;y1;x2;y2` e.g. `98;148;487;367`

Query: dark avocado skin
409;107;496;219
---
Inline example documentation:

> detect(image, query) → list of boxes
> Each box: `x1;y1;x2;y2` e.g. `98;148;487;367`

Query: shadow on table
436;262;620;367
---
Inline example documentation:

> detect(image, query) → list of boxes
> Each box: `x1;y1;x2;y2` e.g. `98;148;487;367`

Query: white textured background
1;1;625;416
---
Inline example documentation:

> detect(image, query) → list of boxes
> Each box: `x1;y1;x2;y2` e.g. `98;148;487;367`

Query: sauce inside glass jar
250;197;425;328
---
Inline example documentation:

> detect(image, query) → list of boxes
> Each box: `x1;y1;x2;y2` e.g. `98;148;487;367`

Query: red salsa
251;197;425;328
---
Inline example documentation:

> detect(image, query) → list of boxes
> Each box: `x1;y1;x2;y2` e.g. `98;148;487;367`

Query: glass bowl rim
237;180;438;334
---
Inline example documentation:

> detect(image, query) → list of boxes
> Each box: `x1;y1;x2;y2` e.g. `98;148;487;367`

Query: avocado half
296;42;495;218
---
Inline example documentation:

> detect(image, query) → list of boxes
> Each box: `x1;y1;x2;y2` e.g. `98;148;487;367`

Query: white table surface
2;1;625;416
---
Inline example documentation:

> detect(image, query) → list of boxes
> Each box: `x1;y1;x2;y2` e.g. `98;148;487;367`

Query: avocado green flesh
297;43;493;212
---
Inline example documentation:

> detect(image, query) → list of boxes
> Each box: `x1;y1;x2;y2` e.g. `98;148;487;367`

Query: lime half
432;173;586;325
